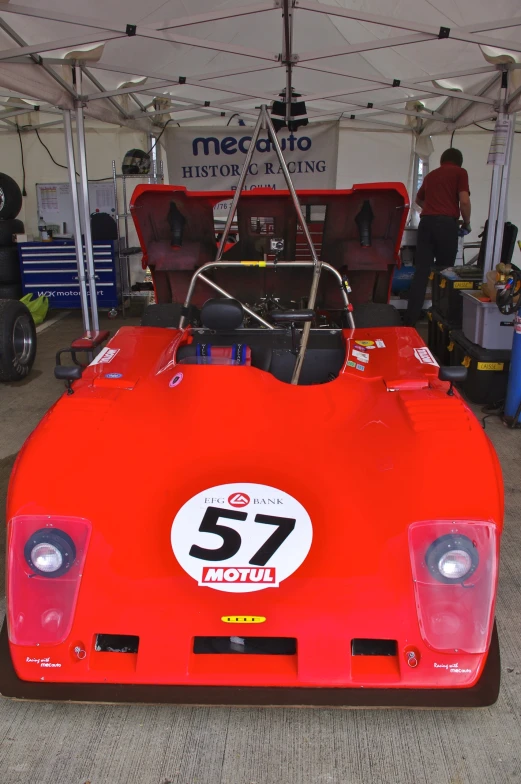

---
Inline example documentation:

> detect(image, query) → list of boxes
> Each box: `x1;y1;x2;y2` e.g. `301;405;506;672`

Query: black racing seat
176;298;272;371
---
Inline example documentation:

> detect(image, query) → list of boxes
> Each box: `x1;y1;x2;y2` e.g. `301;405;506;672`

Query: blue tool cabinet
18;240;119;309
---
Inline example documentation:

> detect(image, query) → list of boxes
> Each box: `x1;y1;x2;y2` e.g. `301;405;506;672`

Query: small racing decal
352;349;369;363
25;657;62;668
221;616;266;624
355;363;366;372
433;662;472;674
89;347;120;366
346;360;356;368
104;372;123;379
414;347;439;366
171;483;313;593
169;372;184;388
355;340;374;347
375;339;386;348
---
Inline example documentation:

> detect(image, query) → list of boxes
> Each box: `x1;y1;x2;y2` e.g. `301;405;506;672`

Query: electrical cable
450;127;456;147
474;121;521;134
34;127;74;173
227;113;240;126
30;126;110;181
15;124;27;196
147;118;176;155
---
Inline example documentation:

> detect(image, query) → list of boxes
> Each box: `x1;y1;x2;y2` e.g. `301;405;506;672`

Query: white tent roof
0;0;520;132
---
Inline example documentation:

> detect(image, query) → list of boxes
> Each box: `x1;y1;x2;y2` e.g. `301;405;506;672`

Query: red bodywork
130;183;408;309
2;182;502;706
5;326;502;697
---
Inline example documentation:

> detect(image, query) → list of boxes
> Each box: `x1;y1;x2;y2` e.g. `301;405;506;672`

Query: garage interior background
0;123;518;247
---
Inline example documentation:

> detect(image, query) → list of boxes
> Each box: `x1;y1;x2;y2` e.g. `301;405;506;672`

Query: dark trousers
405;215;459;326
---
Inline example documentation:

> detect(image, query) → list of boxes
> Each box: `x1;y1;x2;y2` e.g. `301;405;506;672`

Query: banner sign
165;122;338;214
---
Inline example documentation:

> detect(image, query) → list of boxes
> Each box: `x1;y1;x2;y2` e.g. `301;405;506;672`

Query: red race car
1;182;502;707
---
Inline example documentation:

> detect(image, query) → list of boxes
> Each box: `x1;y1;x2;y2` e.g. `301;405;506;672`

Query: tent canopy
0;0;520;131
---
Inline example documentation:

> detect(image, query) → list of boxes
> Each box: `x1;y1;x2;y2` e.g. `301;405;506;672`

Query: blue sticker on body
169;372;184;388
355;363;365;372
104;373;123;379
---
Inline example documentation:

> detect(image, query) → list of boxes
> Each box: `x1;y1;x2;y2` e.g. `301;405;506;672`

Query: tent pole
215;109;264;261
492;114;515;269
483;164;502;278
74;65;100;333
63;109;91;337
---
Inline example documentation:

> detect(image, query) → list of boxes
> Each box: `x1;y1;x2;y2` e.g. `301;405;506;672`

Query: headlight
24;529;76;578
425;534;478;584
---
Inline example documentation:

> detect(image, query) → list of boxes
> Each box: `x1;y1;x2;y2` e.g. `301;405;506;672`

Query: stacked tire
0;173;36;381
0;172;24;300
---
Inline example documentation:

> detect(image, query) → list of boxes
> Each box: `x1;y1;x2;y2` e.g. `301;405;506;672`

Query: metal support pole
262;109;328;383
204;104;353;384
492;114;515;268
74;65;99;332
63;109;91;336
482;163;503;279
215;110;264;261
282;0;293;127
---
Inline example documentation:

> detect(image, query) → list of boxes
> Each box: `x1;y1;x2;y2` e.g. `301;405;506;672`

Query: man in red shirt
404;148;471;326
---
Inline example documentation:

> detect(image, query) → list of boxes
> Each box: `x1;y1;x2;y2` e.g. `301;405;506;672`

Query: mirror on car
54;366;83;382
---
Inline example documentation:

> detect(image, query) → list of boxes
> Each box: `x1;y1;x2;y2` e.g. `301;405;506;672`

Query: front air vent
351;638;397;657
194;636;296;655
95;634;139;654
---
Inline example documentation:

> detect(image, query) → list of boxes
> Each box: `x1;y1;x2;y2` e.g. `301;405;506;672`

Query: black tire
0;282;22;300
0;246;21;284
0;218;24;246
0;174;23;220
0;299;37;381
352;303;403;328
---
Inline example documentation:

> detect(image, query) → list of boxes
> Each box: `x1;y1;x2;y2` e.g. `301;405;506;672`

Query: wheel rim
0;188;4;213
12;315;33;365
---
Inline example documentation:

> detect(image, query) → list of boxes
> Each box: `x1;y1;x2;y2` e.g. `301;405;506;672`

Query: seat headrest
200;298;244;331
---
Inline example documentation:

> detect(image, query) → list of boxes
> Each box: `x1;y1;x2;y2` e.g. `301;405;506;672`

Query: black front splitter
0;621;500;708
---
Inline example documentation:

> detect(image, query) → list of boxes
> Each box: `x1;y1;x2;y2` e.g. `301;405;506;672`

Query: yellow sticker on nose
221;616;266;624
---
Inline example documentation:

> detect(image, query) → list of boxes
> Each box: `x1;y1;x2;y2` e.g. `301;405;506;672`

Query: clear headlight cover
409;521;498;654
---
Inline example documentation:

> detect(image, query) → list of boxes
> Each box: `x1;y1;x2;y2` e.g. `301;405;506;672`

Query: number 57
189;507;296;566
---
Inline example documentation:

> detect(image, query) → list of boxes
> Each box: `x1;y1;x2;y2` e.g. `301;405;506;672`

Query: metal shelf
112;159;164;316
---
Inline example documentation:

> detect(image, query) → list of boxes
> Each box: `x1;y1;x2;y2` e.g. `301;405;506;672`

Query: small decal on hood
89;347;120;366
414;347;439;366
169;372;184;388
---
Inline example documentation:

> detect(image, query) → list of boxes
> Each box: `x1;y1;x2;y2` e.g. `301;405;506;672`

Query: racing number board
171;483;313;592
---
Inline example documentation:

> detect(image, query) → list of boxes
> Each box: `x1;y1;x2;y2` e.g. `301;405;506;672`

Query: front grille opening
194;636;296;655
95;634;139;654
351;638;397;657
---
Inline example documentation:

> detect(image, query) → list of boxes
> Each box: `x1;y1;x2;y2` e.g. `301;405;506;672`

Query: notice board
36;181;116;235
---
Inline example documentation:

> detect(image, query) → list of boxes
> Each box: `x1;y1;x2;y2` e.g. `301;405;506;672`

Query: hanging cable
34;127;74;173
147;118;176;155
450;127;456;147
16;124;27;196
31;126;110;180
227;113;240;126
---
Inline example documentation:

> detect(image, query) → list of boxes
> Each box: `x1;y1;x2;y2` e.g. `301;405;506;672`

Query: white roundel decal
171;483;313;592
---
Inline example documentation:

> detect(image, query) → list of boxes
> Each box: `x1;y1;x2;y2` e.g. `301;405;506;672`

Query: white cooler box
461;290;514;350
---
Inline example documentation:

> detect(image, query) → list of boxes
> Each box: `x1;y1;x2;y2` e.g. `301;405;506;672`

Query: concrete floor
1;312;521;784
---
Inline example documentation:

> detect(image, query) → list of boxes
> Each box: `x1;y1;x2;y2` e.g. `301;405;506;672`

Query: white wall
337;128;415;191
0;124;148;236
1;122;519;254
431;132;521;246
336;127;521;247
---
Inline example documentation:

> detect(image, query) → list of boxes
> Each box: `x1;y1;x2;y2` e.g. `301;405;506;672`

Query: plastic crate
427;308;455;367
461;290;515;350
431;267;483;326
450;329;511;405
